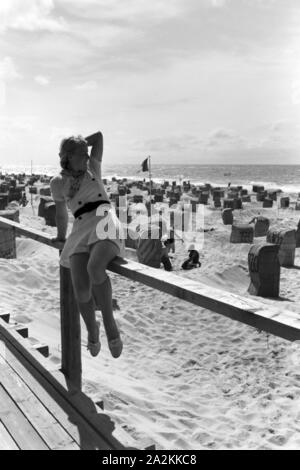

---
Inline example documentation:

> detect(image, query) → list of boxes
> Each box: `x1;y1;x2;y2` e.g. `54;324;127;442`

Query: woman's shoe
87;321;101;357
108;335;123;358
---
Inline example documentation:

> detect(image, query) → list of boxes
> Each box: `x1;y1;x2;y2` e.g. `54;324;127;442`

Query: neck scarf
60;168;86;199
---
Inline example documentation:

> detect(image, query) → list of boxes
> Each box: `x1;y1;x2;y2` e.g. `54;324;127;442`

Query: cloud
131;133;204;154
0;0;67;33
2;0;293;85
50;0;186;70
50;126;75;142
292;80;300;105
74;80;98;90
34;75;50;86
0;115;38;132
208;128;239;142
58;0;183;22
209;128;236;140
210;0;227;7
0;56;21;80
0;115;38;148
0;57;22;107
269;120;290;132
206;128;246;148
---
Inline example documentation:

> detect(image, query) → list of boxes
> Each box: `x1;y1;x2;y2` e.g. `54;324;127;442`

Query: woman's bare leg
88;241;120;341
69;252;98;343
92;276;119;340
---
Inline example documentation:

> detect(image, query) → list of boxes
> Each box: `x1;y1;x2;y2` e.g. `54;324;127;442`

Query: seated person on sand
248;213;261;225
181;246;201;270
21;193;28;207
161;237;175;271
50;132;123;359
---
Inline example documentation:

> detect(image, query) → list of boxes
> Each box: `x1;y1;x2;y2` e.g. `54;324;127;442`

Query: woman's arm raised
85;131;103;162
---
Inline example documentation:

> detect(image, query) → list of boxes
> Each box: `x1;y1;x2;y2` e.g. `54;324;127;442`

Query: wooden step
1;315;46;355
0;313;10;324
14;325;29;339
96;400;104;410
31;344;49;358
8;323;29;339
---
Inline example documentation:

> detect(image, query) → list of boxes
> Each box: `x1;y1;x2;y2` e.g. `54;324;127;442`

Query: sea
1;164;300;194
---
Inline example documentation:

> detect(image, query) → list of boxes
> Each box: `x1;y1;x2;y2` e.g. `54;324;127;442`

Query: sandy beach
1;188;300;450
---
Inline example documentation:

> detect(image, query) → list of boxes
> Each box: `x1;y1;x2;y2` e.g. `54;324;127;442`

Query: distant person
161;237;175;271
248;212;261;225
50;132;123;359
21;193;28;207
181;248;201;270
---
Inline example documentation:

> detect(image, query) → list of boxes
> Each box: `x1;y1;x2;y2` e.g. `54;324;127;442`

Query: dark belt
74;200;110;219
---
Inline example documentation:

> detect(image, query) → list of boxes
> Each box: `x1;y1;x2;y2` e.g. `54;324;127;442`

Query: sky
1;0;300;168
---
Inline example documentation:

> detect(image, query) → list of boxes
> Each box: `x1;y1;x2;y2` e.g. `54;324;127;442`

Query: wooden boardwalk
0;359;76;450
0;320;135;450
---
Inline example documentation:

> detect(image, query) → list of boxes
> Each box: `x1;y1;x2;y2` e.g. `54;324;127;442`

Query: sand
1;192;300;450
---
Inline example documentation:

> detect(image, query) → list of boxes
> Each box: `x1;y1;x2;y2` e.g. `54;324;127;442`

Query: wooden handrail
1;215;300;391
109;257;300;341
0;217;63;249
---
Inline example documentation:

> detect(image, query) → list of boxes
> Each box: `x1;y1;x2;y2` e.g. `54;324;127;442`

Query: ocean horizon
1;163;300;194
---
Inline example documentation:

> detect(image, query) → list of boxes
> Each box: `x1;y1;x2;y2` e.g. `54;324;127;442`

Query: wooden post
59;260;82;391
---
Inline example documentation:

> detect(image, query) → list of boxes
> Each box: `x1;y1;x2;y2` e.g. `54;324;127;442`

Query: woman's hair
59;135;87;170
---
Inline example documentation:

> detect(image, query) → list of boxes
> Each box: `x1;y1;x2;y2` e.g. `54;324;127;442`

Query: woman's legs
87;241;120;342
69;252;99;343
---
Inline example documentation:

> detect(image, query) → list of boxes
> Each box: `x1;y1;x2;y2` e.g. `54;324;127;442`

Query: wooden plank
60;263;81;390
0;384;49;450
0;324;129;450
108;257;300;342
0;422;19;450
0;347;106;450
0;362;79;450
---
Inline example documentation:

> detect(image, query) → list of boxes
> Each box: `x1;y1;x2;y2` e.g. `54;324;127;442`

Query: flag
141;157;149;172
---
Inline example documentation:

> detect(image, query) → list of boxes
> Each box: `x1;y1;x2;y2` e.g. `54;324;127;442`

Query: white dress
50;156;124;268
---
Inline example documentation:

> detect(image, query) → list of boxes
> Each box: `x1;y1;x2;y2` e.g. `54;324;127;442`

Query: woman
50;132;124;358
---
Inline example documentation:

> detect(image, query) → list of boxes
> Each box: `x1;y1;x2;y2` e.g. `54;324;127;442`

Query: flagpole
148;155;153;223
148;155;152;202
30;159;34;215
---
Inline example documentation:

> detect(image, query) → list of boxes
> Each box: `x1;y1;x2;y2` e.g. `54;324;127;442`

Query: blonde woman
50;132;123;358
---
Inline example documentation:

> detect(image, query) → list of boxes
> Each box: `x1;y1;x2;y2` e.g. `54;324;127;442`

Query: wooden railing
1;216;300;390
